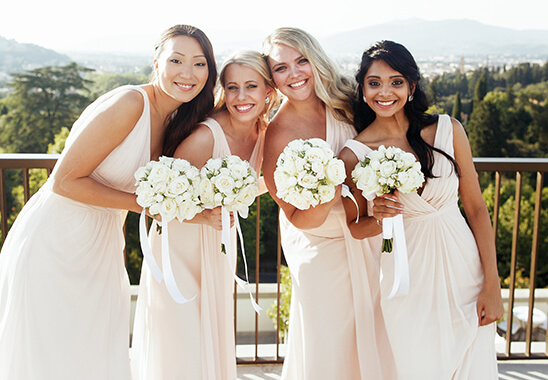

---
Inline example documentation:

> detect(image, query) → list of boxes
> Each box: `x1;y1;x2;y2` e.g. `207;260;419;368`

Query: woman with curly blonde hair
262;27;395;380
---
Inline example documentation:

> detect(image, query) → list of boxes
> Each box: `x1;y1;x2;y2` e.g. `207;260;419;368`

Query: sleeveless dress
280;111;396;380
344;114;498;380
131;117;265;380
0;85;151;380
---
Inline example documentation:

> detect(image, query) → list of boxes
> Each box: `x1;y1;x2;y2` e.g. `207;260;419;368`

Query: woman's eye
368;81;380;87
298;58;308;65
393;80;404;86
274;66;286;73
195;62;206;67
170;59;181;64
247;84;258;89
227;86;238;91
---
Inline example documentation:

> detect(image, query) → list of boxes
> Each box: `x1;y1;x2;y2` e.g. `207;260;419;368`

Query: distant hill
0;36;71;74
321;19;548;58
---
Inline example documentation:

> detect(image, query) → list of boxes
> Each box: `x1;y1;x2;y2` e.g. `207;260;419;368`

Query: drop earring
408;94;414;102
265;96;270;104
363;95;367;103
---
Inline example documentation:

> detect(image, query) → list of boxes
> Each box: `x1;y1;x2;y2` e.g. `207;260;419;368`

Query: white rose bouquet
274;138;346;210
134;156;203;305
352;145;424;253
351;145;424;299
199;155;262;314
134;156;204;223
199;155;260;214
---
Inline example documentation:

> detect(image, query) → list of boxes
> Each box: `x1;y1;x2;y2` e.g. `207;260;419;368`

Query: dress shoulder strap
434;114;455;157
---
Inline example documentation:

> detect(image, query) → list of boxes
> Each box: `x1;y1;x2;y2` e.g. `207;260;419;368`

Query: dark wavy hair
354;40;458;178
153;25;217;156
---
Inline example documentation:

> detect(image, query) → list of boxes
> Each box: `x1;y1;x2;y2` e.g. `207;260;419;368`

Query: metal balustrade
1;154;548;362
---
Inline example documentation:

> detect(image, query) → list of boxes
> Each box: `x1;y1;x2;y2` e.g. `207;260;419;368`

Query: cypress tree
452;92;462;122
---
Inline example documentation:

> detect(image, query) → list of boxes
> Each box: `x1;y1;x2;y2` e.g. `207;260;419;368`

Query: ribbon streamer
221;206;262;314
160;219;196;304
341;184;360;223
383;214;410;299
139;209;163;283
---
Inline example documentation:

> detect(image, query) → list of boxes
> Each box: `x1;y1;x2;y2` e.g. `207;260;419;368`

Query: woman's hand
476;280;504;326
192;207;234;230
371;190;404;224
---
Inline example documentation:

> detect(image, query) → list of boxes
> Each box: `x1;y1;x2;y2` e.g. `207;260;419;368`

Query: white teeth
378;100;395;106
289;80;306;88
178;83;193;89
236;104;253;111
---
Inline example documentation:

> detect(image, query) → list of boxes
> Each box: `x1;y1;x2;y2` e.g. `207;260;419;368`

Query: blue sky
2;0;547;53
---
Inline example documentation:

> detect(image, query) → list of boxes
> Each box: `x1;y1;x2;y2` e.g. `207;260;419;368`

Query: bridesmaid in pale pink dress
339;40;504;379
262;27;396;380
131;50;277;380
0;25;216;380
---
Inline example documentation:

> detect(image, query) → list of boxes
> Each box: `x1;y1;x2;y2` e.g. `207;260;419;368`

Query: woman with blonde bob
132;49;277;380
261;27;395;380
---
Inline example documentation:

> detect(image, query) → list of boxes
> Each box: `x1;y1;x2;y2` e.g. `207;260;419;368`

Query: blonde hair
215;49;279;122
262;27;355;124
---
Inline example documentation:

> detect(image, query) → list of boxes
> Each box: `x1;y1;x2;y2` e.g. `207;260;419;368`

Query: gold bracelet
376;218;381;227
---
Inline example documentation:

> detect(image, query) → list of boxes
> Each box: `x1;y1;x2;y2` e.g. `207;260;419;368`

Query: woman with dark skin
340;40;504;379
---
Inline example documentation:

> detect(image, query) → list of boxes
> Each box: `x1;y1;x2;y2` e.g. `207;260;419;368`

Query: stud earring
265;96;270;104
362;95;367;103
408;94;414;102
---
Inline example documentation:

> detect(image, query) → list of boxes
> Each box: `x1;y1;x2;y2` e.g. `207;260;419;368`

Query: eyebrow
270;55;305;70
226;80;259;86
172;51;206;58
366;74;405;79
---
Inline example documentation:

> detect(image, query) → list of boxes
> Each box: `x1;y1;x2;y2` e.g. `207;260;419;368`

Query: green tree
467;91;509;157
0;62;92;153
452;91;462;121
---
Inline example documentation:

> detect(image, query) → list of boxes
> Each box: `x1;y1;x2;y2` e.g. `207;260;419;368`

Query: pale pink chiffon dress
344;114;498;379
280;110;396;380
0;85;151;380
131;117;265;380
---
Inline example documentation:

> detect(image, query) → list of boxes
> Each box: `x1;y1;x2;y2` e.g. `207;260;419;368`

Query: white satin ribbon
139;209;196;304
341;184;360;223
159;219;196;304
383;214;410;299
221;206;262;314
139;209;163;283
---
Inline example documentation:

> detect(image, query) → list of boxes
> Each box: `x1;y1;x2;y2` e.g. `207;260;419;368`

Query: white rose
153;180;168;194
379;160;397;178
401;152;417;169
287;139;305;152
160;197;178;222
136;183;156;208
158;156;175;167
305;147;329;164
310;160;325;178
148;161;171;184
206;157;223;171
317;184;336;203
134;166;150;183
149;202;161;216
297;172;318;189
177;201;201;221
214;174;236;196
294;157;306;172
172;158;192;173
166;175;190;197
198;179;216;208
325;159;346;185
284;191;310;210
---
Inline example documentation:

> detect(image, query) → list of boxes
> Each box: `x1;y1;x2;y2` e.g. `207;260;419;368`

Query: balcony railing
1;154;547;362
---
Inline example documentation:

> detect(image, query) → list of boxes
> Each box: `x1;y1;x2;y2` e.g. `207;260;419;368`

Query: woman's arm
453;118;504;326
51;89;145;213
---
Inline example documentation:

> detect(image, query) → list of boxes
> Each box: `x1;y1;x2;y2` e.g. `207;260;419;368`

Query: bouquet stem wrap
139;209;196;304
221;206;262;314
382;214;410;299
